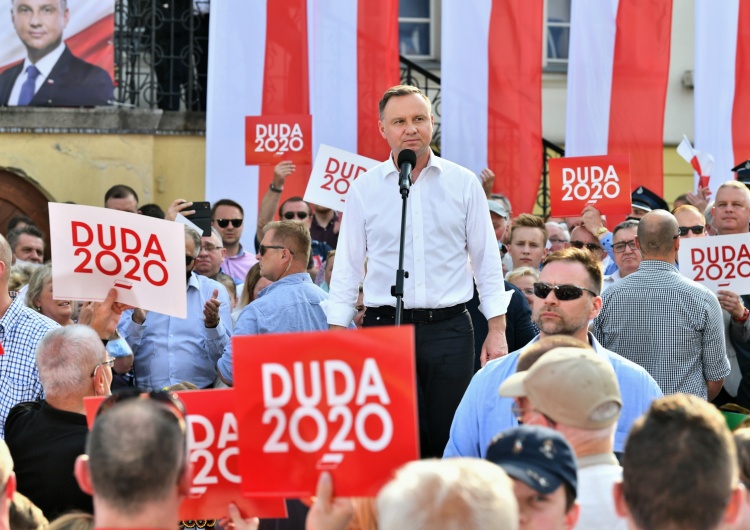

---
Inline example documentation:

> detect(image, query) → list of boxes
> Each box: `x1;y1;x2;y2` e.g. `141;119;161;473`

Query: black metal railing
539;138;565;218
113;0;209;111
400;55;442;155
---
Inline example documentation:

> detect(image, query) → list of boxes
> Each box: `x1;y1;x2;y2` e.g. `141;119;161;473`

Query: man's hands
480;168;495;199
480;315;508;367
581;205;607;237
204;289;221;328
274;160;296;189
165;199;196;221
78;288;131;339
686;186;712;214
132;307;148;325
718;290;747;320
305;472;354;530
219;503;259;530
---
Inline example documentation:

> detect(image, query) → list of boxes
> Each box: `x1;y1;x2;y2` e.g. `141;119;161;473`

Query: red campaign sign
245;115;313;165
549;154;632;217
84;390;287;521
233;327;419;498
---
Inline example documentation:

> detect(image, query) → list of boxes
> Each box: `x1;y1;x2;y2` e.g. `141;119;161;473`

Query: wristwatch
270;183;284;193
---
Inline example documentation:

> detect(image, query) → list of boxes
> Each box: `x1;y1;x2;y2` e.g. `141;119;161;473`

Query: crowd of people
1;84;750;530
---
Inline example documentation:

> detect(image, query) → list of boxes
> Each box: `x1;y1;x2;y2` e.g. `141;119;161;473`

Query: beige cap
499;347;622;430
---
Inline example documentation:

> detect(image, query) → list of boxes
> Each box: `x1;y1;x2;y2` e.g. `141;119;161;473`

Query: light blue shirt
119;272;232;390
217;272;334;384
443;333;663;458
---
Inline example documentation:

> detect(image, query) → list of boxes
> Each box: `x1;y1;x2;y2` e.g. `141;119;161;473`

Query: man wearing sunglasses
5;326;110;519
118;226;232;390
445;247;662;459
593;210;728;401
211;199;257;282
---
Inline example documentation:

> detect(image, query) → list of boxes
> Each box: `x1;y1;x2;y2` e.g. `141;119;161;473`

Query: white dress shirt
9;42;66;106
326;151;511;326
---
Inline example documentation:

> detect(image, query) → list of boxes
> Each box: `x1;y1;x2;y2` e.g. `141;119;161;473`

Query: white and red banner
441;0;543;215
233;327;419;497
245;115;313;166
564;0;672;197
84;390;288;521
0;0;114;79
549;154;631;217
49;203;187;318
694;0;750;193
678;233;750;295
303;145;378;212
205;0;399;251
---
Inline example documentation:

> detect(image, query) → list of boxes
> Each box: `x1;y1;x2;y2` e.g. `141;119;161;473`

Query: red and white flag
441;0;543;215
694;0;750;193
205;0;399;249
565;0;673;198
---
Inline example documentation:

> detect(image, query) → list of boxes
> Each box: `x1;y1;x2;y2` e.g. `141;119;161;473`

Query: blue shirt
119;272;232;390
217;273;332;384
443;333;663;458
0;297;59;438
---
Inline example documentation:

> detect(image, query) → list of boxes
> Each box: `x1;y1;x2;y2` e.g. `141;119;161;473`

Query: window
399;0;435;59
545;0;570;72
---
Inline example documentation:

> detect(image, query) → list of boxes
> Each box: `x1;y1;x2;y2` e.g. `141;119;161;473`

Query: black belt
367;303;466;323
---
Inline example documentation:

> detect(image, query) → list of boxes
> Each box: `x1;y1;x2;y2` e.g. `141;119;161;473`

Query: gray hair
36;325;106;398
184;226;201;258
25;263;52;310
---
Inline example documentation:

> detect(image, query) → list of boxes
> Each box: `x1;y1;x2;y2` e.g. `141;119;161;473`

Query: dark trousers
363;308;475;458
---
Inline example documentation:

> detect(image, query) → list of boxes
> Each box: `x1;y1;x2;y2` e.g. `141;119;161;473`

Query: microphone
397;149;416;196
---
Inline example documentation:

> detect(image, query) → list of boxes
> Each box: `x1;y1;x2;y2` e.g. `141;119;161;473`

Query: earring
35;306;41;312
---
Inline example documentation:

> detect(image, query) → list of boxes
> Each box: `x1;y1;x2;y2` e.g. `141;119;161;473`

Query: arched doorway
0;168;54;262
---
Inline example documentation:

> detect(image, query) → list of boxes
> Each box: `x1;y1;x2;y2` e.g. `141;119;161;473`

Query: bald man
593;211;728;401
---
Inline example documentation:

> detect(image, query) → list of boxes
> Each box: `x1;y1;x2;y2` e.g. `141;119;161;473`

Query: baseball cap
488;200;508;219
499;347;622;430
486;425;578;496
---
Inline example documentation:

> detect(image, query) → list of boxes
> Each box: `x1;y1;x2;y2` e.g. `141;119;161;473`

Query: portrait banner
245;115;313;166
678;233;750;295
0;0;114;106
233;327;419;497
49;203;187;318
84;390;288;521
549;154;632;217
303;144;378;212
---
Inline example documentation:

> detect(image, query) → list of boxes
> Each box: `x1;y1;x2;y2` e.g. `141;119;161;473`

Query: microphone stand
391;169;411;326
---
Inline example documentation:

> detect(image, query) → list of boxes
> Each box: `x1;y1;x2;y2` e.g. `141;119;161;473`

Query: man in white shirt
327;84;512;457
0;0;113;106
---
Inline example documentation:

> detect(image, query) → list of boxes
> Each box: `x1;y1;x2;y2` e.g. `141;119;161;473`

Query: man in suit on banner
0;0;113;106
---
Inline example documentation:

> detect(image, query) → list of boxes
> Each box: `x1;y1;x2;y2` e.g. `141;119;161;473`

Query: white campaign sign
678;233;750;295
304;144;378;211
49;203;187;318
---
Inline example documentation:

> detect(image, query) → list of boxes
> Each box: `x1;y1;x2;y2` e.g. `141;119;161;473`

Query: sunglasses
511;400;557;427
258;244;293;256
216;219;243;228
570;240;602;252
95;388;187;421
612;240;637;253
533;282;599;301
185;255;196;266
678;225;705;236
90;358;115;378
283;211;308;220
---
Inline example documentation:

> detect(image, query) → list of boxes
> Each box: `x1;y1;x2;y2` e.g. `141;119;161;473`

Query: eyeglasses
201;244;223;252
533;282;599;300
570;240;602;252
185;255;196;266
283;211;308;220
215;219;243;228
612;240;638;253
511;401;557;428
678;225;705;236
548;237;569;245
90;358;115;377
258;244;293;256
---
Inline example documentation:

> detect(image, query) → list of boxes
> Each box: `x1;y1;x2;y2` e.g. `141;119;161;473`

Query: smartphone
185;201;212;236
